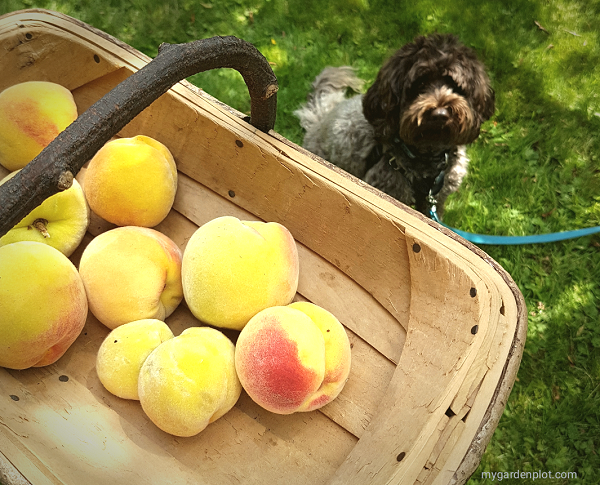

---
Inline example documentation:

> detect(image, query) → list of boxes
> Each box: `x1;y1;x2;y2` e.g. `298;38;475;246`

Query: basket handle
0;36;278;237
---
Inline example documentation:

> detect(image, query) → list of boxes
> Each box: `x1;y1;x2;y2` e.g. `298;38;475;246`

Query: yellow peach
0;170;89;256
84;135;177;227
138;326;242;437
235;303;351;414
0;241;88;370
0;81;78;171
96;319;174;400
182;216;299;330
288;301;352;411
78;226;183;330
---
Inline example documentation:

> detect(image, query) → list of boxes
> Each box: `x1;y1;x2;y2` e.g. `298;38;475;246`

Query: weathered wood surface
0;9;527;485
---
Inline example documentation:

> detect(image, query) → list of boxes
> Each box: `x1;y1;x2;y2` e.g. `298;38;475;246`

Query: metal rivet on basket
471;325;479;335
396;452;406;462
470;287;477;298
412;243;421;253
228;190;235;198
235;140;244;148
10;395;19;402
94;54;101;63
59;375;69;382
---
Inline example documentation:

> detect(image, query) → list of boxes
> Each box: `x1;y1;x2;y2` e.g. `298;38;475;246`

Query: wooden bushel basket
0;9;527;485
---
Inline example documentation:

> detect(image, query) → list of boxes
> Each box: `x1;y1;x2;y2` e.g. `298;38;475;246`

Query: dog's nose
431;107;450;120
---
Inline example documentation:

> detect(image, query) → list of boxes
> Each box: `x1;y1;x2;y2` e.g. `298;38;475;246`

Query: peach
0;81;78;171
138;326;242;437
96;319;174;400
84;135;177;227
235;303;351;414
0;169;90;256
78;226;183;330
182;216;299;331
0;241;88;370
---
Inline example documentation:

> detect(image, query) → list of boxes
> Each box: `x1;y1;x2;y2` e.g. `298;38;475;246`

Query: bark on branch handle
0;35;278;238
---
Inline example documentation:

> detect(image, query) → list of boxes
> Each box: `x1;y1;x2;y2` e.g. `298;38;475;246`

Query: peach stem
30;218;50;238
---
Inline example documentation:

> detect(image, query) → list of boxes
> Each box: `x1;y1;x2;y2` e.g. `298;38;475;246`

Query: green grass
2;0;599;483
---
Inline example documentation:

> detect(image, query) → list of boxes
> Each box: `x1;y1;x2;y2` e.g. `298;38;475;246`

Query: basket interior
0;11;524;485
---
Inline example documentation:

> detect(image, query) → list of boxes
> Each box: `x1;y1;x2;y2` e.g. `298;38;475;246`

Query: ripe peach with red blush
0;81;78;171
234;303;351;414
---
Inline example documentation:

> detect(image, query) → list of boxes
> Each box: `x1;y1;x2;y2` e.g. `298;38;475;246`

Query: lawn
1;0;599;483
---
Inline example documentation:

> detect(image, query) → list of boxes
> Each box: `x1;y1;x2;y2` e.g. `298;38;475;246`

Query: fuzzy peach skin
84;135;177;227
0;241;88;370
78;226;183;329
138;326;242;437
235;305;328;414
0;81;78;171
182;216;299;331
288;301;352;411
96;319;174;400
0;170;90;256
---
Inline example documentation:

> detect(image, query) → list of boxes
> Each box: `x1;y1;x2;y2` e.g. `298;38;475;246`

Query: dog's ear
363;42;422;142
479;85;495;122
447;49;496;123
362;63;401;142
467;71;495;123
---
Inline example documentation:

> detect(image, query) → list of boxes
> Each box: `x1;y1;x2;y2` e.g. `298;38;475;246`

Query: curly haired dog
295;33;495;217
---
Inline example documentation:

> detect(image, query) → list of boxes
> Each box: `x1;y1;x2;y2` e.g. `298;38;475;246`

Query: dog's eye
417;76;432;91
408;76;431;98
443;76;465;96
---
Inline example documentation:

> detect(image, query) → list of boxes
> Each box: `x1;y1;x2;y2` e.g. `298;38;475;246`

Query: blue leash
430;206;600;245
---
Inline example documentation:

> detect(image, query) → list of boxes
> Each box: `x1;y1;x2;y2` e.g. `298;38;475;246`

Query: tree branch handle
0;36;278;238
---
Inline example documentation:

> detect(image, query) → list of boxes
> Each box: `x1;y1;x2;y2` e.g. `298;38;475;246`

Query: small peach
182;216;299;331
0;81;78;171
138;327;242;437
0;241;88;370
78;226;183;329
96;319;174;400
83;135;177;227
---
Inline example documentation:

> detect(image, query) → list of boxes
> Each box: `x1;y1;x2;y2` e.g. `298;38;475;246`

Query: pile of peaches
0;81;351;437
